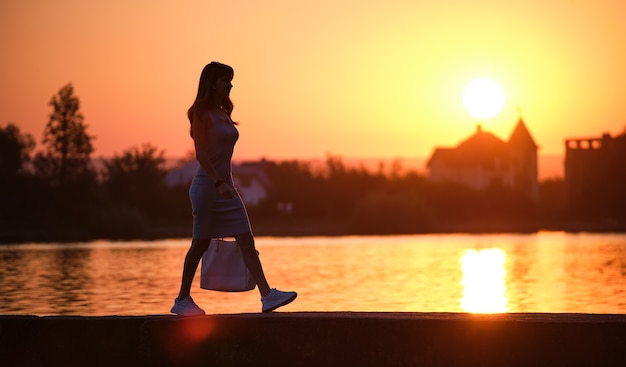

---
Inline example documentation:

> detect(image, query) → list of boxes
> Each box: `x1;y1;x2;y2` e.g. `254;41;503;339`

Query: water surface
1;232;625;315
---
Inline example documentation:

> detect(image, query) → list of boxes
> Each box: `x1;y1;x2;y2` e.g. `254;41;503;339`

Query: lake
1;232;625;316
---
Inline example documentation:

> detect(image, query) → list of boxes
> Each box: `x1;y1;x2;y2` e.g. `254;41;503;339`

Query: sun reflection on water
460;248;508;313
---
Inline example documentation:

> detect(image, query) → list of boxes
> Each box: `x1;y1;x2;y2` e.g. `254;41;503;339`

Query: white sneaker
170;296;205;316
261;288;297;313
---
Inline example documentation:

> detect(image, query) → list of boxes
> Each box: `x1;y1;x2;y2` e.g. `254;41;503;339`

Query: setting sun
463;78;506;120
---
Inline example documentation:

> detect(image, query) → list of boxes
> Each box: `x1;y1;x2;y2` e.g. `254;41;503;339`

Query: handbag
200;238;256;292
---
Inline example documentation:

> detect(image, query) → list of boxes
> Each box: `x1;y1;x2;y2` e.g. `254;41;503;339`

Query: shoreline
1;221;626;245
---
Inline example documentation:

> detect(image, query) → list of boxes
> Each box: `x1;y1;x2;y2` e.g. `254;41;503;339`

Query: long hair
188;62;235;136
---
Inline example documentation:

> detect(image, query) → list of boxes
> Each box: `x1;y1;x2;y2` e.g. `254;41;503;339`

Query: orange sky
2;0;625;178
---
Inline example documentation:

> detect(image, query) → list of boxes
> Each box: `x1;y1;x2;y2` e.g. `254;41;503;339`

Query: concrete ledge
2;312;626;366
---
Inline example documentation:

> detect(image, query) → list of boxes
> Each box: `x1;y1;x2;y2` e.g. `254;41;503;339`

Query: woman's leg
235;232;271;297
177;238;211;300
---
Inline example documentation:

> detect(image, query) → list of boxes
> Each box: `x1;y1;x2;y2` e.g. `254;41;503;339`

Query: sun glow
460;248;508;313
463;78;506;119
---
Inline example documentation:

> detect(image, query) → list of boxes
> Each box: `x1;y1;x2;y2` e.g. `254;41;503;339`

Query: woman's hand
217;181;236;199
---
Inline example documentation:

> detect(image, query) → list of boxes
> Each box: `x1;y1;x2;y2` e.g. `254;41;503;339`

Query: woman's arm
191;112;235;198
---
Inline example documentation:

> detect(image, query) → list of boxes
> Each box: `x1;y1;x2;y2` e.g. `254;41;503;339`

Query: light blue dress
189;110;251;239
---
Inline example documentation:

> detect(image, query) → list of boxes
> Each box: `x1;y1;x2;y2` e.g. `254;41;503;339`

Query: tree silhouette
0;123;35;179
0;123;37;230
103;143;169;218
33;83;94;186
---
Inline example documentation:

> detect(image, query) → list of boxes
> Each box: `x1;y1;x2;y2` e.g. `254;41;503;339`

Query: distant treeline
253;157;569;235
1;83;624;243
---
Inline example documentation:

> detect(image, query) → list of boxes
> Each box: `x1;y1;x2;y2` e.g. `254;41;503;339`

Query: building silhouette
565;131;626;219
427;118;538;199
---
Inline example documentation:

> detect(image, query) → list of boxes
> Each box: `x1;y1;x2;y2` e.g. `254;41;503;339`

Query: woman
171;62;297;315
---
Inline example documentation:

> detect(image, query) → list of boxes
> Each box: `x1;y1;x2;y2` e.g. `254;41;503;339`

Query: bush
349;191;434;234
86;203;150;239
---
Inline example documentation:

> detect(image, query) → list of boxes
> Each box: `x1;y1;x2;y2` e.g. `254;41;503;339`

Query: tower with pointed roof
508;118;539;199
